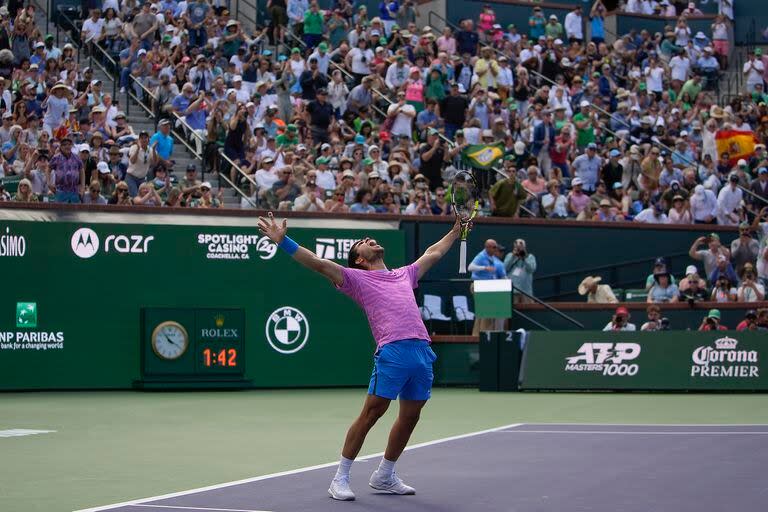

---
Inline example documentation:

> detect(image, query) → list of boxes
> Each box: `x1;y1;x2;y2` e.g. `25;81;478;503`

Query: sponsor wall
519;331;767;391
0;220;405;390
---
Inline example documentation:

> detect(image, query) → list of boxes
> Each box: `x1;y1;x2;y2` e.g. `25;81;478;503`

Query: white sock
377;457;396;478
334;456;354;480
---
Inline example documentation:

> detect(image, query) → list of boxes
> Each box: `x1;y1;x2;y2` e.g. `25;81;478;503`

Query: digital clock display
202;348;238;367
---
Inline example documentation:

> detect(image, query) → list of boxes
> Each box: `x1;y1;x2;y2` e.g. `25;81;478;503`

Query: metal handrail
89;40;119;99
218;148;259;190
284;31;396;114
218;171;258;208
536;251;691;281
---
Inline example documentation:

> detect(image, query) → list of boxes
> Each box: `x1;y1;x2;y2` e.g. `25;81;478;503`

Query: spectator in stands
710;252;739;285
679;265;708;302
640;305;670;331
698;309;728;331
717;173;744;225
736;310;759;331
647;270;679;303
489;171;527;217
689;233;730;279
49;136;84;203
578;275;618;303
737;263;765;302
602;306;636;331
503;239;536;303
731;222;760;275
711;274;738;302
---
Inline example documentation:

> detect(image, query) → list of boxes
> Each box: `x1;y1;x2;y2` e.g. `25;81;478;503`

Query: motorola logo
71;228;99;259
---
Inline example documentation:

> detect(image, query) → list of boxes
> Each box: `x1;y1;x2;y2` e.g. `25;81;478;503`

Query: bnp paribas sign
0;302;65;352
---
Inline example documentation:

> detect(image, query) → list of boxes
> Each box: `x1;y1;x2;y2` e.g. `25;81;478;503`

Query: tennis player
258;212;461;501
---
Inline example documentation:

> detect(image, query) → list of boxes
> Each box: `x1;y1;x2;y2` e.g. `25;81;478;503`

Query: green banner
519;331;768;391
0;218;405;390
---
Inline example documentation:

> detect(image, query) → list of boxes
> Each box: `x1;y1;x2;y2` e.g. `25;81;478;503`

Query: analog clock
151;321;189;360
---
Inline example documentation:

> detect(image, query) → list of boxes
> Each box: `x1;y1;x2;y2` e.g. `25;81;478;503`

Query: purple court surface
77;424;768;512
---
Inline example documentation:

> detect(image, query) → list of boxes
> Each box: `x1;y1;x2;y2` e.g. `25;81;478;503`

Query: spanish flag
461;143;505;170
715;130;758;166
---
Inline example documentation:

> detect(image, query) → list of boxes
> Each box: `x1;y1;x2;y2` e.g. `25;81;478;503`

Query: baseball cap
587;142;597;150
97;161;110;174
200;181;212;190
708;309;721;319
572;177;583;186
514;141;526;155
758;167;768;175
580;100;590;108
616;306;629;316
685;265;698;276
609;149;620;157
354;134;366;144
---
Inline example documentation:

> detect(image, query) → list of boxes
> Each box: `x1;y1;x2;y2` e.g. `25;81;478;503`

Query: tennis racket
451;170;480;274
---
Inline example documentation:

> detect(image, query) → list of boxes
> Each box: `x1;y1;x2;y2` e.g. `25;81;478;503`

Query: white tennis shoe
328;476;356;501
368;470;416;495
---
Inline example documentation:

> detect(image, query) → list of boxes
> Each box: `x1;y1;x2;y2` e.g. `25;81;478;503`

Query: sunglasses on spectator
436;193;445;197
118;188;128;193
90;187;99;192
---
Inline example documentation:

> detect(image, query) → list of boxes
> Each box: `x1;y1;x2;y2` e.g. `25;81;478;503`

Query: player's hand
258;211;287;244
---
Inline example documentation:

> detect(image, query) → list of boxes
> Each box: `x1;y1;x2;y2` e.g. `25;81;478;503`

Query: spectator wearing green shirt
544;15;564;40
680;75;703;102
276;124;300;147
303;2;324;49
221;20;245;58
572;100;596;149
528;7;546;40
489;172;529;217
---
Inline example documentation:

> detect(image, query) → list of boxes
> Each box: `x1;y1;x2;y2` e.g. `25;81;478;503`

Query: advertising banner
519;331;768;391
0;219;405;390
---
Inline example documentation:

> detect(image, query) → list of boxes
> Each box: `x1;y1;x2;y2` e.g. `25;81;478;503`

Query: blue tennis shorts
368;339;437;401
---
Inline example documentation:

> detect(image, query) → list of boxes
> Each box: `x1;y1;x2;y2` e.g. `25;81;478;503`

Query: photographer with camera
503;239;537;304
711;273;738;302
737;263;765;302
678;265;708;303
736;310;760;331
698;309;728;331
640;305;671;331
603;306;637;331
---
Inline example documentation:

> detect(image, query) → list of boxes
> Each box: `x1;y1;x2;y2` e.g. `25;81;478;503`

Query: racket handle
459;240;467;274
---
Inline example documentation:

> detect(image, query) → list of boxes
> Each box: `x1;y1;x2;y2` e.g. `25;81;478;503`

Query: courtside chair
420;294;453;334
452;295;475;335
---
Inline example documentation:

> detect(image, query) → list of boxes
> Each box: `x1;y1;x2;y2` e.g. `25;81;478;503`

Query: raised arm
415;219;461;280
258;212;344;285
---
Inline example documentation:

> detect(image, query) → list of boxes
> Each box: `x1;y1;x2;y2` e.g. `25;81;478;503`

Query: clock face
151;321;189;360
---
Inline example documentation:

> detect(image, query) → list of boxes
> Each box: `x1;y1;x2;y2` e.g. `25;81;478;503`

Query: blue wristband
278;236;299;256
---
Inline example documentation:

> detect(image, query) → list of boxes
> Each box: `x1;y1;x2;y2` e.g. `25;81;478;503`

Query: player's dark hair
348;242;364;270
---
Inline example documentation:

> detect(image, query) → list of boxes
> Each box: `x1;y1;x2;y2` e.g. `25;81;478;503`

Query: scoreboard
136;308;251;389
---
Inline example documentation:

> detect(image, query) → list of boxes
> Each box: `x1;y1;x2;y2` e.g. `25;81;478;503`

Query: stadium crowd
0;0;766;221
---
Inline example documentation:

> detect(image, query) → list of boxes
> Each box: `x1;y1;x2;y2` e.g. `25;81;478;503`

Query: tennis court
4;390;768;512
77;422;768;512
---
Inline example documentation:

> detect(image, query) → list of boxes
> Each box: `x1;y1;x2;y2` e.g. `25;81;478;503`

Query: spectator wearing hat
709;251;739;285
679;265;708;302
305;87;334;145
440;83;469;140
648;269;679;303
150;119;174;169
571;143;601;193
578;276;619;304
456;20;480;57
668;194;693;224
189;182;221;208
601;149;624;191
736;310;760;331
698;309;728;331
603;306;636;331
689;184;718;224
503;239;536;304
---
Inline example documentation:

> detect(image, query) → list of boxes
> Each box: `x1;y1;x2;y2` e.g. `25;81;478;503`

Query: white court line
133;506;272;512
511;423;768;427
496;430;768;435
73;423;523;512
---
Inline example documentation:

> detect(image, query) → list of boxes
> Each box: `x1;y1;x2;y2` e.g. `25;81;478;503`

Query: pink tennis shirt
336;263;431;349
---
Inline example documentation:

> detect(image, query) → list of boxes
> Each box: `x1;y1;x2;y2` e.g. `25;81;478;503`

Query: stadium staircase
43;5;243;207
